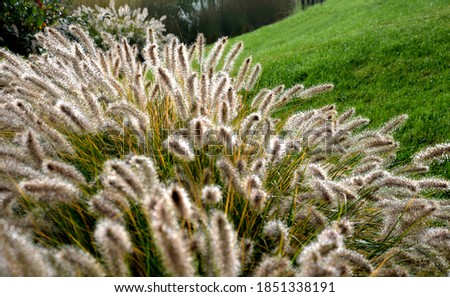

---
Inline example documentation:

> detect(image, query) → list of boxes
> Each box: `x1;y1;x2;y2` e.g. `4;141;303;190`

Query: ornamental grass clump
0;23;449;276
68;0;167;51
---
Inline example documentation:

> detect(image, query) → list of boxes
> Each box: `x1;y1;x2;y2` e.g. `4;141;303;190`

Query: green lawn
234;0;450;179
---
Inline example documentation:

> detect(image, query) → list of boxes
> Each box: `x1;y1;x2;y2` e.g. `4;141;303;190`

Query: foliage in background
68;0;167;51
0;0;70;56
0;22;449;276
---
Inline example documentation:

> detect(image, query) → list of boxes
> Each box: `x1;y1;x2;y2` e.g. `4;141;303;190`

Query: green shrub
0;0;70;56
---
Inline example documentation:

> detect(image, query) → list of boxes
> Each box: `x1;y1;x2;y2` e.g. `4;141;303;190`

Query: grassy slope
234;0;450;179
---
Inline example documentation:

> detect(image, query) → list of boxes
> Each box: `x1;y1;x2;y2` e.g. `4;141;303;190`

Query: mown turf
233;0;449;179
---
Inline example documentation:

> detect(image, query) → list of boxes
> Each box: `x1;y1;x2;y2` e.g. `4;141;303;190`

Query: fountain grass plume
94;219;132;276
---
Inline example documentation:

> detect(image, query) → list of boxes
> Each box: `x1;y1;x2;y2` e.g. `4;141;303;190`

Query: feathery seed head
42;160;86;185
417;178;450;191
413;143;450;164
94;219;131;276
275;84;305;108
164;136;195;161
196;33;205;67
189;117;211;148
307;164;328;180
263;220;289;246
217;125;234;151
204;37;228;72
145;43;160;67
295;206;327;229
240;112;261;138
157;66;179;97
152;223;195;276
218;100;230;124
245;63;262;91
217;158;242;193
168;184;192;220
314;180;336;203
89;194;123;221
363;170;387;185
379;114;408;134
127;155;159;189
299;83;334;99
251;159;267;177
0;221;53;276
210;211;240;276
201;185;222;205
329;249;373;275
249;188;267;211
57;101;92;132
235;56;252;90
56;247;106;277
376;176;418;193
223;41;243;72
20;178;80;204
244;175;262;192
106;160;145;199
251;88;270;108
253;256;295;277
258;91;274;115
176;44;189;76
336;108;356;125
333;219;353;237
